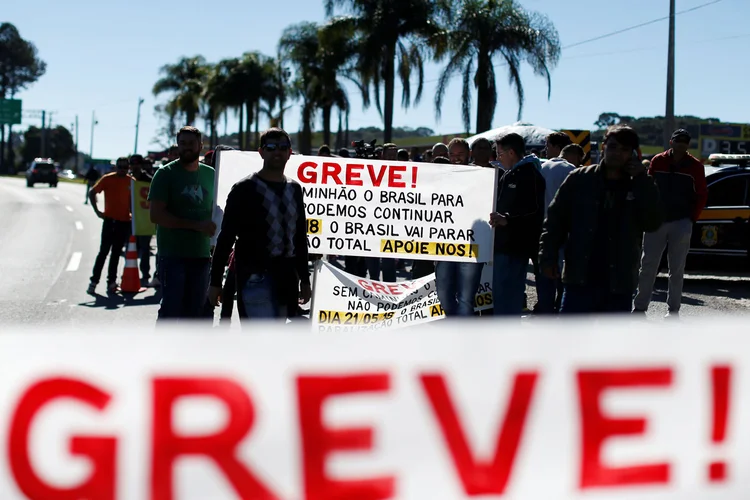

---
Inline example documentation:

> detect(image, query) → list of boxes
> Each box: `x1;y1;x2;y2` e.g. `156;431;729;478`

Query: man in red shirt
87;157;134;294
634;129;707;317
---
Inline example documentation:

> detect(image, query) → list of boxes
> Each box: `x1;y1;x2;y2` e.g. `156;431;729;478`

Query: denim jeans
560;284;632;314
91;218;131;285
492;253;529;316
135;235;152;281
240;272;287;321
365;257;397;282
157;257;210;321
435;261;484;317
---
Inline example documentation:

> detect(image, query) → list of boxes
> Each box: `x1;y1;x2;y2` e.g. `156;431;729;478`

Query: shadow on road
79;290;162;310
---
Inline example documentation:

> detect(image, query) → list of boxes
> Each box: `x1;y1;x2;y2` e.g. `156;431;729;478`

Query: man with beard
539;125;663;314
208;128;311;323
148;126;216;321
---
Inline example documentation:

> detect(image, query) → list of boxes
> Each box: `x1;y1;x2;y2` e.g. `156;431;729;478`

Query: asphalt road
0;175;747;327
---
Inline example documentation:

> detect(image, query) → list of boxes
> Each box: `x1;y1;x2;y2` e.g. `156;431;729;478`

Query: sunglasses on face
263;143;291;152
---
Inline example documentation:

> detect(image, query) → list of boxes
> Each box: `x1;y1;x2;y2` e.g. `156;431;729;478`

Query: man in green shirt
149;126;216;320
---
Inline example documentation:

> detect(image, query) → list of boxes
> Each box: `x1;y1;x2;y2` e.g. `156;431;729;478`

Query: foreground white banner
214;150;498;262
0;321;748;499
312;261;493;331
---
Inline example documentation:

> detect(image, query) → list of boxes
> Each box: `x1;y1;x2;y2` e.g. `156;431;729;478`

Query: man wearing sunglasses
87;157;134;294
634;128;707;318
208;127;311;323
149;126;216;321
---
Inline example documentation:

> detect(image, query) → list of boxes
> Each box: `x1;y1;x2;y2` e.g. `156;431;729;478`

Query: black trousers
91;218;131;284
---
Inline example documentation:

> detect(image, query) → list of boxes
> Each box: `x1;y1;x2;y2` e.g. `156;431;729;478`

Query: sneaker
87;282;96;294
665;310;680;320
147;277;161;287
107;282;119;294
631;309;647;315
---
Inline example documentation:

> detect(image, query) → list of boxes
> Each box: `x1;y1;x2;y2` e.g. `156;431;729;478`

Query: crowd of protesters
86;122;706;325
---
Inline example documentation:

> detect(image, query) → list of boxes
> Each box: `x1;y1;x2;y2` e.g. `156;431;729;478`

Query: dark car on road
26;158;59;188
690;154;750;262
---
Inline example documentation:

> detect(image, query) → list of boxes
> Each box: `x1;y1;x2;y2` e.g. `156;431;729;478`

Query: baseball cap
671;129;691;142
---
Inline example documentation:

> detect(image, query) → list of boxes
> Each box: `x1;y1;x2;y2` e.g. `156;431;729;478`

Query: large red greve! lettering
577;368;673;489
420;371;539;496
150;377;279;500
358;279;418;296
8;377;117;500
297;373;395;500
297;161;414;188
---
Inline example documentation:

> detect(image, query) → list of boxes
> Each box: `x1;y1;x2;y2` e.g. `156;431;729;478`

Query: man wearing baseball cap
634;128;707;318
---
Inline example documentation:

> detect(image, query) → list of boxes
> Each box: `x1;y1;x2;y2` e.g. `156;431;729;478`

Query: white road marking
53;196;60;201
66;252;82;272
65;205;74;212
75;221;83;231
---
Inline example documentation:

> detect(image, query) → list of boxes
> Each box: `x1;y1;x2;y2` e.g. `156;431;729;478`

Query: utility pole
40;110;46;157
89;111;98;159
663;0;676;148
134;97;144;154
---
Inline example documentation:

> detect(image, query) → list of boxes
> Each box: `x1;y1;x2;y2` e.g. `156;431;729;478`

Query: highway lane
0;176;161;326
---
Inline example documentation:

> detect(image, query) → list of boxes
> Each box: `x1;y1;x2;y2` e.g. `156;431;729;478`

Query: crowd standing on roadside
92;121;706;325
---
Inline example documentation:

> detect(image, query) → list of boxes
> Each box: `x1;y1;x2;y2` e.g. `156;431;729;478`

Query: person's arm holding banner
208;185;240;307
294;184;312;304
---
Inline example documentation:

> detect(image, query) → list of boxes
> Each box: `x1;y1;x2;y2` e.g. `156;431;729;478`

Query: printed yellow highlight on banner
318;310;395;325
306;218;322;235
380;239;479;258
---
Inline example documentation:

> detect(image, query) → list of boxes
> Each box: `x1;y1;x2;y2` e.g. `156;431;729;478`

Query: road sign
699;122;750;159
0;99;22;125
561;129;592;165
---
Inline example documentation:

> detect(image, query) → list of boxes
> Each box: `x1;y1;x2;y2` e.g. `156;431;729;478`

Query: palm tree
324;0;443;143
434;0;561;134
279;22;322;155
152;56;210;127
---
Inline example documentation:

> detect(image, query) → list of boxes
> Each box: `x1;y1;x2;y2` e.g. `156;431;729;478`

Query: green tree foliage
21;126;75;166
592;112;723;146
435;0;560;134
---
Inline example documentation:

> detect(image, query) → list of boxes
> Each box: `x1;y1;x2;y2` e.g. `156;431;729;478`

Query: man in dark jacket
539;125;663;314
633;129;707;318
129;154;154;285
489;133;546;316
208;128;311;323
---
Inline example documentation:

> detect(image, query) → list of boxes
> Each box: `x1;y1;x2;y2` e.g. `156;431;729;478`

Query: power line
563;0;724;49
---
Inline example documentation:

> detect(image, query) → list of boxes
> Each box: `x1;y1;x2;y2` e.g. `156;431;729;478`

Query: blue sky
5;0;748;159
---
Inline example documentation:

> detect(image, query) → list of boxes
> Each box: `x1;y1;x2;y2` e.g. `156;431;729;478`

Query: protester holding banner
208;127;311;322
87;157;134;295
148;126;216;321
489;133;546;316
539;125;663;314
434;138;484;317
128;154;154;286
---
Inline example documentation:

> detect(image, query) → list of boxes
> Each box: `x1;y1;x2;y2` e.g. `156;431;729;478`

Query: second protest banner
312;261;493;331
130;179;155;236
215;150;497;262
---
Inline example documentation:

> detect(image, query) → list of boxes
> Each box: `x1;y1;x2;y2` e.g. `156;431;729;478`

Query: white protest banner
0;320;749;499
214;150;497;262
311;261;494;331
312;261;442;331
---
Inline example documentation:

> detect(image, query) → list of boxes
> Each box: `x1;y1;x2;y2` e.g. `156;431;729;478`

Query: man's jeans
634;218;693;312
535;249;564;314
365;257;397;282
157;257;210;321
435;261;483;317
240;273;287;321
91;218;131;285
561;284;632;314
135;235;152;281
492;253;529;316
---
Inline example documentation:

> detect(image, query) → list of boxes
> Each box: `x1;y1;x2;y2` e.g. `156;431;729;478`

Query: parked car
690;154;750;261
26;158;58;188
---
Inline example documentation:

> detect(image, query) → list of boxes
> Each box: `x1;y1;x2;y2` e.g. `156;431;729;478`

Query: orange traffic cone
120;236;145;294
